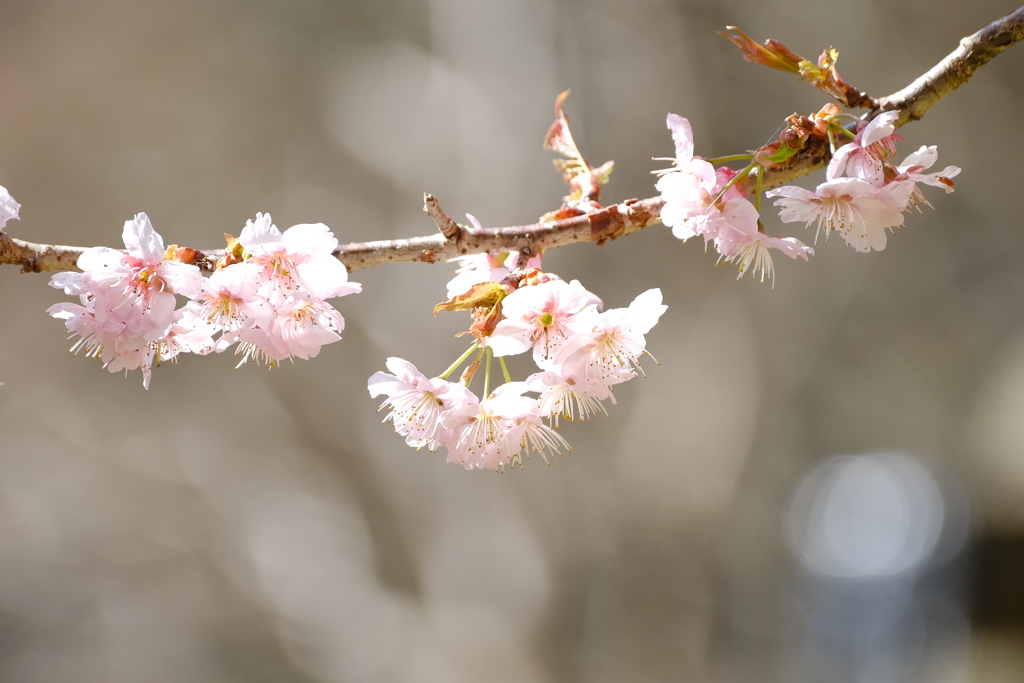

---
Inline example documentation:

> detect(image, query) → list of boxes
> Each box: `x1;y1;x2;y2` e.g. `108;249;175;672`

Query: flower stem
754;163;764;215
499;356;512;383
708;153;754;164
483;346;493;398
439;341;479;380
712;161;757;205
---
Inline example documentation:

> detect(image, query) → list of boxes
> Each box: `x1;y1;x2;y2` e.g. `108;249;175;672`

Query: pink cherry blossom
712;166;748;204
270;295;346;359
229;293;346;366
239;213;360;302
659;163;752;245
655;114;719;241
657;172;723;242
557;289;666;384
118;213;204;301
187;262;265;333
655;114;717;186
487;279;601;364
710;197;813;284
103;337;157;389
152;309;216;366
74;214;202;342
0;185;20;231
374;259;667;469
827;110;902;184
768;178;915;253
441;384;534;471
47;302;118;364
894;145;961;211
526;370;615;427
710;197;761;258
441;382;570;471
368;357;477;451
514;409;572;467
895;146;960;188
47;213;206;387
213;213;362;366
723;233;813;285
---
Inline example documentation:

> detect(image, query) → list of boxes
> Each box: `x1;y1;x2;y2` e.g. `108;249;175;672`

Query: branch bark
3;6;1022;274
0;232;88;274
871;6;1024;126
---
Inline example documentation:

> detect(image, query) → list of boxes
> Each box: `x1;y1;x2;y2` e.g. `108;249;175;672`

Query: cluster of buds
369;250;665;472
47;212;360;388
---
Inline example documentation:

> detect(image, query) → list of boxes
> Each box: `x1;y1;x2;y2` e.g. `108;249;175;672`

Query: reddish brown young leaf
541;90;614;220
719;26;804;73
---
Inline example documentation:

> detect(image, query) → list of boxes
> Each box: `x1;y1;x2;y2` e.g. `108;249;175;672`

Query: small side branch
424;193;463;242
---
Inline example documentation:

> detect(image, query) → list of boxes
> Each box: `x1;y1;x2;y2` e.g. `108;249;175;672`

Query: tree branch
337;195;665;271
0;232;87;273
3;6;1022;275
871;6;1024;126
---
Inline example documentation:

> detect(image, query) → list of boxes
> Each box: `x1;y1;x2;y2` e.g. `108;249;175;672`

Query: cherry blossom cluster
656;107;960;282
655;114;813;284
368;251;666;472
47;212;359;388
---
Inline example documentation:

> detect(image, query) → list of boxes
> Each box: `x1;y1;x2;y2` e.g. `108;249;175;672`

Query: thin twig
424;193;463;242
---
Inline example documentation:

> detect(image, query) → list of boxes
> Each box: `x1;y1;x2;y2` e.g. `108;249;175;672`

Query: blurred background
0;0;1022;681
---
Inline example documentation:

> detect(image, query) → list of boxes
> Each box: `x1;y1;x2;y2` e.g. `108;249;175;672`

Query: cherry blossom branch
2;6;1022;275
